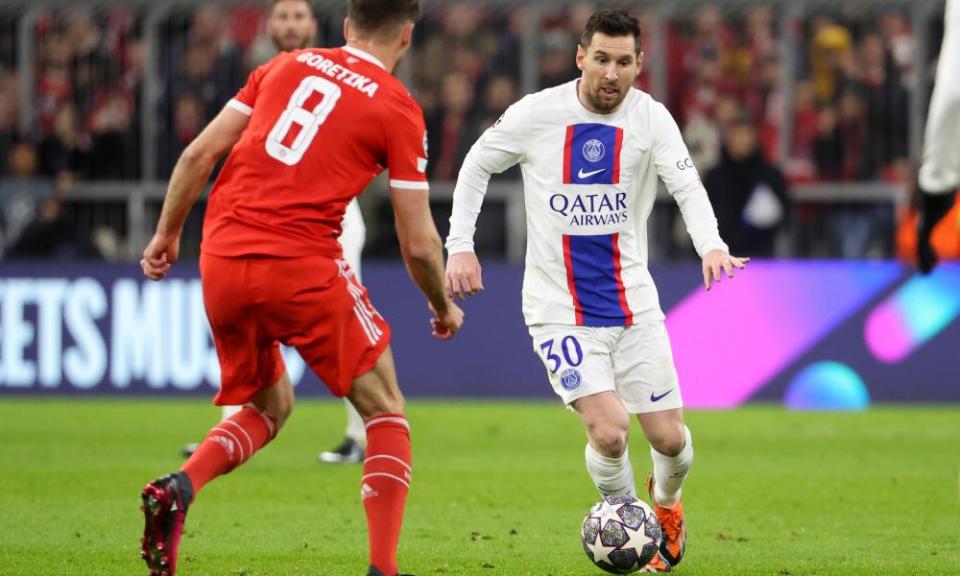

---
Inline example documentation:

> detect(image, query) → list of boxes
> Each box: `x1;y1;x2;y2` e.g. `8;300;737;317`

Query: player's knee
590;425;629;458
648;423;685;456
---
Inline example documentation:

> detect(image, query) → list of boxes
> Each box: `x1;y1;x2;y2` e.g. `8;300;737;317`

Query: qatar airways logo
549;191;628;226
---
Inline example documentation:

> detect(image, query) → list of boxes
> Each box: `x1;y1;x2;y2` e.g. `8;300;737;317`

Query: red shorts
199;252;391;405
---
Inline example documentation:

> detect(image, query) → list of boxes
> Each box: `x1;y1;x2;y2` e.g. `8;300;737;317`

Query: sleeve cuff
227;99;253;116
444;238;475;255
698;240;730;258
389;179;430;190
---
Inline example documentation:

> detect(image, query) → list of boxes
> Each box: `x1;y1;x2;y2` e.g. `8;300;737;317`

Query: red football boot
140;472;193;576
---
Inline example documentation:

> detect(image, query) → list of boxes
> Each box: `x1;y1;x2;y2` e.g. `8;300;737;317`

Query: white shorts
528;321;682;414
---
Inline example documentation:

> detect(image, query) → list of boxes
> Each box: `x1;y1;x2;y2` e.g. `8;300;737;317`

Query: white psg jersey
446;80;728;327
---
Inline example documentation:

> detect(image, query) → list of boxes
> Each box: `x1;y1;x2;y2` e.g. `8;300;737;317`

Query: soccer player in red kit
137;1;461;575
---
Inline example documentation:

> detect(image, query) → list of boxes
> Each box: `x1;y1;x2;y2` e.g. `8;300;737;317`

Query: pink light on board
865;265;960;363
864;302;915;363
665;261;900;408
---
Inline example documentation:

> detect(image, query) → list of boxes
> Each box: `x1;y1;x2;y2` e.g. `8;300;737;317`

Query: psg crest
561;368;582;391
583;139;605;163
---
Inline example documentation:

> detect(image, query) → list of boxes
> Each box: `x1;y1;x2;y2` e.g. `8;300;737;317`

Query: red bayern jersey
202;46;428;258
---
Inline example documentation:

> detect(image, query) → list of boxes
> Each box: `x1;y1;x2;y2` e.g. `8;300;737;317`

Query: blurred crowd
0;1;941;260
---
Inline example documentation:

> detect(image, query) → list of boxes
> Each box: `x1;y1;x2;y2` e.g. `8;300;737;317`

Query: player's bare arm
141;107;249;281
702;249;750;291
445;252;484;300
390;186;464;339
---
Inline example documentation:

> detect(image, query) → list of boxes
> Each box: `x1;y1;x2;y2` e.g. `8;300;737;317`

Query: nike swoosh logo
577;168;606;179
650;389;674;402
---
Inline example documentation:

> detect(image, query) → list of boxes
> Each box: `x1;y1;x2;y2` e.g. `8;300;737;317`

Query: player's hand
141;232;181;281
429;301;464;340
702;249;749;291
445;252;484;300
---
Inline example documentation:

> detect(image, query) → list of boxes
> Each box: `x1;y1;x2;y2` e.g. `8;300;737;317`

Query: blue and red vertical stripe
562;233;633;327
563;123;623;185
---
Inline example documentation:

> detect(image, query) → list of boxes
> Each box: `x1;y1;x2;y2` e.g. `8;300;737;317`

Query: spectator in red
675;4;736;125
787;80;819;182
427;71;480;181
36;31;74;136
837;89;866;180
853;33;908;180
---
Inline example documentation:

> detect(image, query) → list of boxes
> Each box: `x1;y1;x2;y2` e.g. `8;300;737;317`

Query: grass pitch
0;399;957;576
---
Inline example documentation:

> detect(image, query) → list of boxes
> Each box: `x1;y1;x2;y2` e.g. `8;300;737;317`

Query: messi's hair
580;9;642;54
347;0;420;35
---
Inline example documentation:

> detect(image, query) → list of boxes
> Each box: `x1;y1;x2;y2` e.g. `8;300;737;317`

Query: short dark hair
271;0;316;16
580;9;641;54
347;0;420;35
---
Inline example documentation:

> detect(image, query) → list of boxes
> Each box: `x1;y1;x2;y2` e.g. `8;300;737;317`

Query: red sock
181;406;277;495
362;414;412;576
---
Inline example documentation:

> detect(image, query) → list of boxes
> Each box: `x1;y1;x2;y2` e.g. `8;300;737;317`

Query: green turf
0;400;958;575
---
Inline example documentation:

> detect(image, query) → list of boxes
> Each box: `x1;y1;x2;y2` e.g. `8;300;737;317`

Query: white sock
650;426;693;507
344;399;366;448
585;443;636;497
221;405;242;420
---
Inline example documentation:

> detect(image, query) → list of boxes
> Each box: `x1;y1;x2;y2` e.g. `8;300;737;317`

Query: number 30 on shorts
539;335;583;374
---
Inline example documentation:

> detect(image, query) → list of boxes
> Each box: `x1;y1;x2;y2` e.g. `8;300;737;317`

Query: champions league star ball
581;495;662;574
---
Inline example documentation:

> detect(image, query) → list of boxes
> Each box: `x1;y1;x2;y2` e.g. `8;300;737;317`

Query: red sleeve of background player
225;58;277;116
384;94;429;191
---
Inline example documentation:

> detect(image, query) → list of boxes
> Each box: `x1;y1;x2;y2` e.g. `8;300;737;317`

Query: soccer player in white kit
318;198;371;464
918;0;960;273
445;10;748;572
183;0;368;464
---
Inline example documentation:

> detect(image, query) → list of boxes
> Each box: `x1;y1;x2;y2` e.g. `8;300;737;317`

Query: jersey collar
342;45;386;70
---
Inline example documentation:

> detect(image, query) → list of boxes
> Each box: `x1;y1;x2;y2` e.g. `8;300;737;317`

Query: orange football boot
646;474;686;567
639;550;673;572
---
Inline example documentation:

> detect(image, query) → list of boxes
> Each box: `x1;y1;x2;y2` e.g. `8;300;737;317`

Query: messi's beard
584;84;626;114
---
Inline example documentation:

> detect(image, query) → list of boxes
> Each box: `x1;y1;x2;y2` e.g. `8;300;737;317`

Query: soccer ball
581;495;662;574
